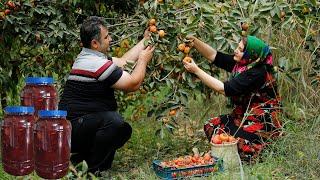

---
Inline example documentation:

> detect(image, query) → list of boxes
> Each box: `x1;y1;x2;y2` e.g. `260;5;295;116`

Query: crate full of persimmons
152;152;224;179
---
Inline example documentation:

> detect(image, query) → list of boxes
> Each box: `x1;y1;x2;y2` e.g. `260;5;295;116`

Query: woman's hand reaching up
182;57;200;74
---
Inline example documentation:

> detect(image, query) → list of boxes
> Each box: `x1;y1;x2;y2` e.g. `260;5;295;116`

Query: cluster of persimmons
158;152;220;178
0;1;18;20
211;133;237;144
148;18;165;38
178;41;194;63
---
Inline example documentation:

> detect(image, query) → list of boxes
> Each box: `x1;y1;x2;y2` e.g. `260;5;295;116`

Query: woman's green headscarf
232;35;274;77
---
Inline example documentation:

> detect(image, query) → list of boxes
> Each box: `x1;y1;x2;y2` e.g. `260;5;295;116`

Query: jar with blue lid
1;106;36;176
20;77;59;116
34;110;71;179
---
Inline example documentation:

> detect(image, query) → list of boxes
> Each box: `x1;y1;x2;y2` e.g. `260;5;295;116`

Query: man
58;16;155;173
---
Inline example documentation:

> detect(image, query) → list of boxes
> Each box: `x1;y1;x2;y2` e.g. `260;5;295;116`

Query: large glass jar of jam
34;110;71;179
1;106;35;176
21;77;59;116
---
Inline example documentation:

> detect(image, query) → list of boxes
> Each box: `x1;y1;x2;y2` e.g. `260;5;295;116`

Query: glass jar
34;110;71;179
1;106;35;176
21;77;59;116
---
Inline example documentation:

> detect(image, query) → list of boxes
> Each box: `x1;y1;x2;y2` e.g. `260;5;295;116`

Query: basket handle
234;149;244;180
213;126;230;136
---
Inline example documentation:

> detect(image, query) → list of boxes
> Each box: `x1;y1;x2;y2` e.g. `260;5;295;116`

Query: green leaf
240;1;250;7
202;63;210;70
275;6;281;18
169;104;181;110
165;123;176;130
149;82;155;88
251;26;261;36
51;20;59;25
278;3;288;8
202;4;215;13
180;93;188;103
187;79;196;88
5;16;13;24
155;115;164;121
49;24;56;30
23;2;32;7
58;31;64;38
296;21;307;30
289;22;296;30
251;11;260;17
216;40;224;50
193;1;202;8
81;160;88;173
260;1;274;6
278;57;289;70
161;128;164;138
220;41;228;51
60;23;67;30
167;100;179;105
202;13;215;17
155;129;161;136
308;0;316;6
34;8;41;14
166;125;174;134
48;31;54;37
272;15;281;23
171;117;178;125
147;109;155;117
227;40;238;50
281;16;293;28
259;6;273;12
23;33;30;42
283;73;296;84
214;35;225;40
270;7;276;17
20;26;27;33
230;10;242;19
290;68;301;73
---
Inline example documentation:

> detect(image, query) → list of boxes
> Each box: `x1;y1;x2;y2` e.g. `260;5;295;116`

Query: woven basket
211;141;240;170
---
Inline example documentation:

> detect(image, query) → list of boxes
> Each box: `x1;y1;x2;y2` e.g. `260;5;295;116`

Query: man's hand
182;57;200;74
111;45;155;92
138;45;155;64
186;35;196;41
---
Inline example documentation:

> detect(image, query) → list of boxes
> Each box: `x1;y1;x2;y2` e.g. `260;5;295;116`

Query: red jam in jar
34;110;71;179
1;106;35;176
21;77;58;116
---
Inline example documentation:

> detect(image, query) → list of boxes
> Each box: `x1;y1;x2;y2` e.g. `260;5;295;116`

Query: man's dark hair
80;16;108;48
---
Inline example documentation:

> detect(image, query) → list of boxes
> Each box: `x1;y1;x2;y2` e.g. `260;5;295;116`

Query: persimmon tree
110;0;319;136
0;0;319;136
0;0;140;115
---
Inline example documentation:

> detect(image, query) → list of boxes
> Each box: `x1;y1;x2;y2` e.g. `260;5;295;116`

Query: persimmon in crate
152;153;223;179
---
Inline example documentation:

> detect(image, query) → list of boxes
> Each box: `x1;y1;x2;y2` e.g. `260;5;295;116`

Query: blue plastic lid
25;77;54;84
5;106;35;113
38;110;67;117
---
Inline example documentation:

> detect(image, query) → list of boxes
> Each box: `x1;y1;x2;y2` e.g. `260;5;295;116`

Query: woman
183;35;282;161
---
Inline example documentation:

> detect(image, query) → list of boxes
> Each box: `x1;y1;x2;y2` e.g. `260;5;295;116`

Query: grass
1;30;320;179
108;97;320;180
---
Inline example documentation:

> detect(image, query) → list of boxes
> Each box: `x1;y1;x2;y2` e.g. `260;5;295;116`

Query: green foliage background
0;0;319;179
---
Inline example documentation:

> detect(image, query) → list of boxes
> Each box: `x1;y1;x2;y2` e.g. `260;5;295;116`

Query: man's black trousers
69;111;132;172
